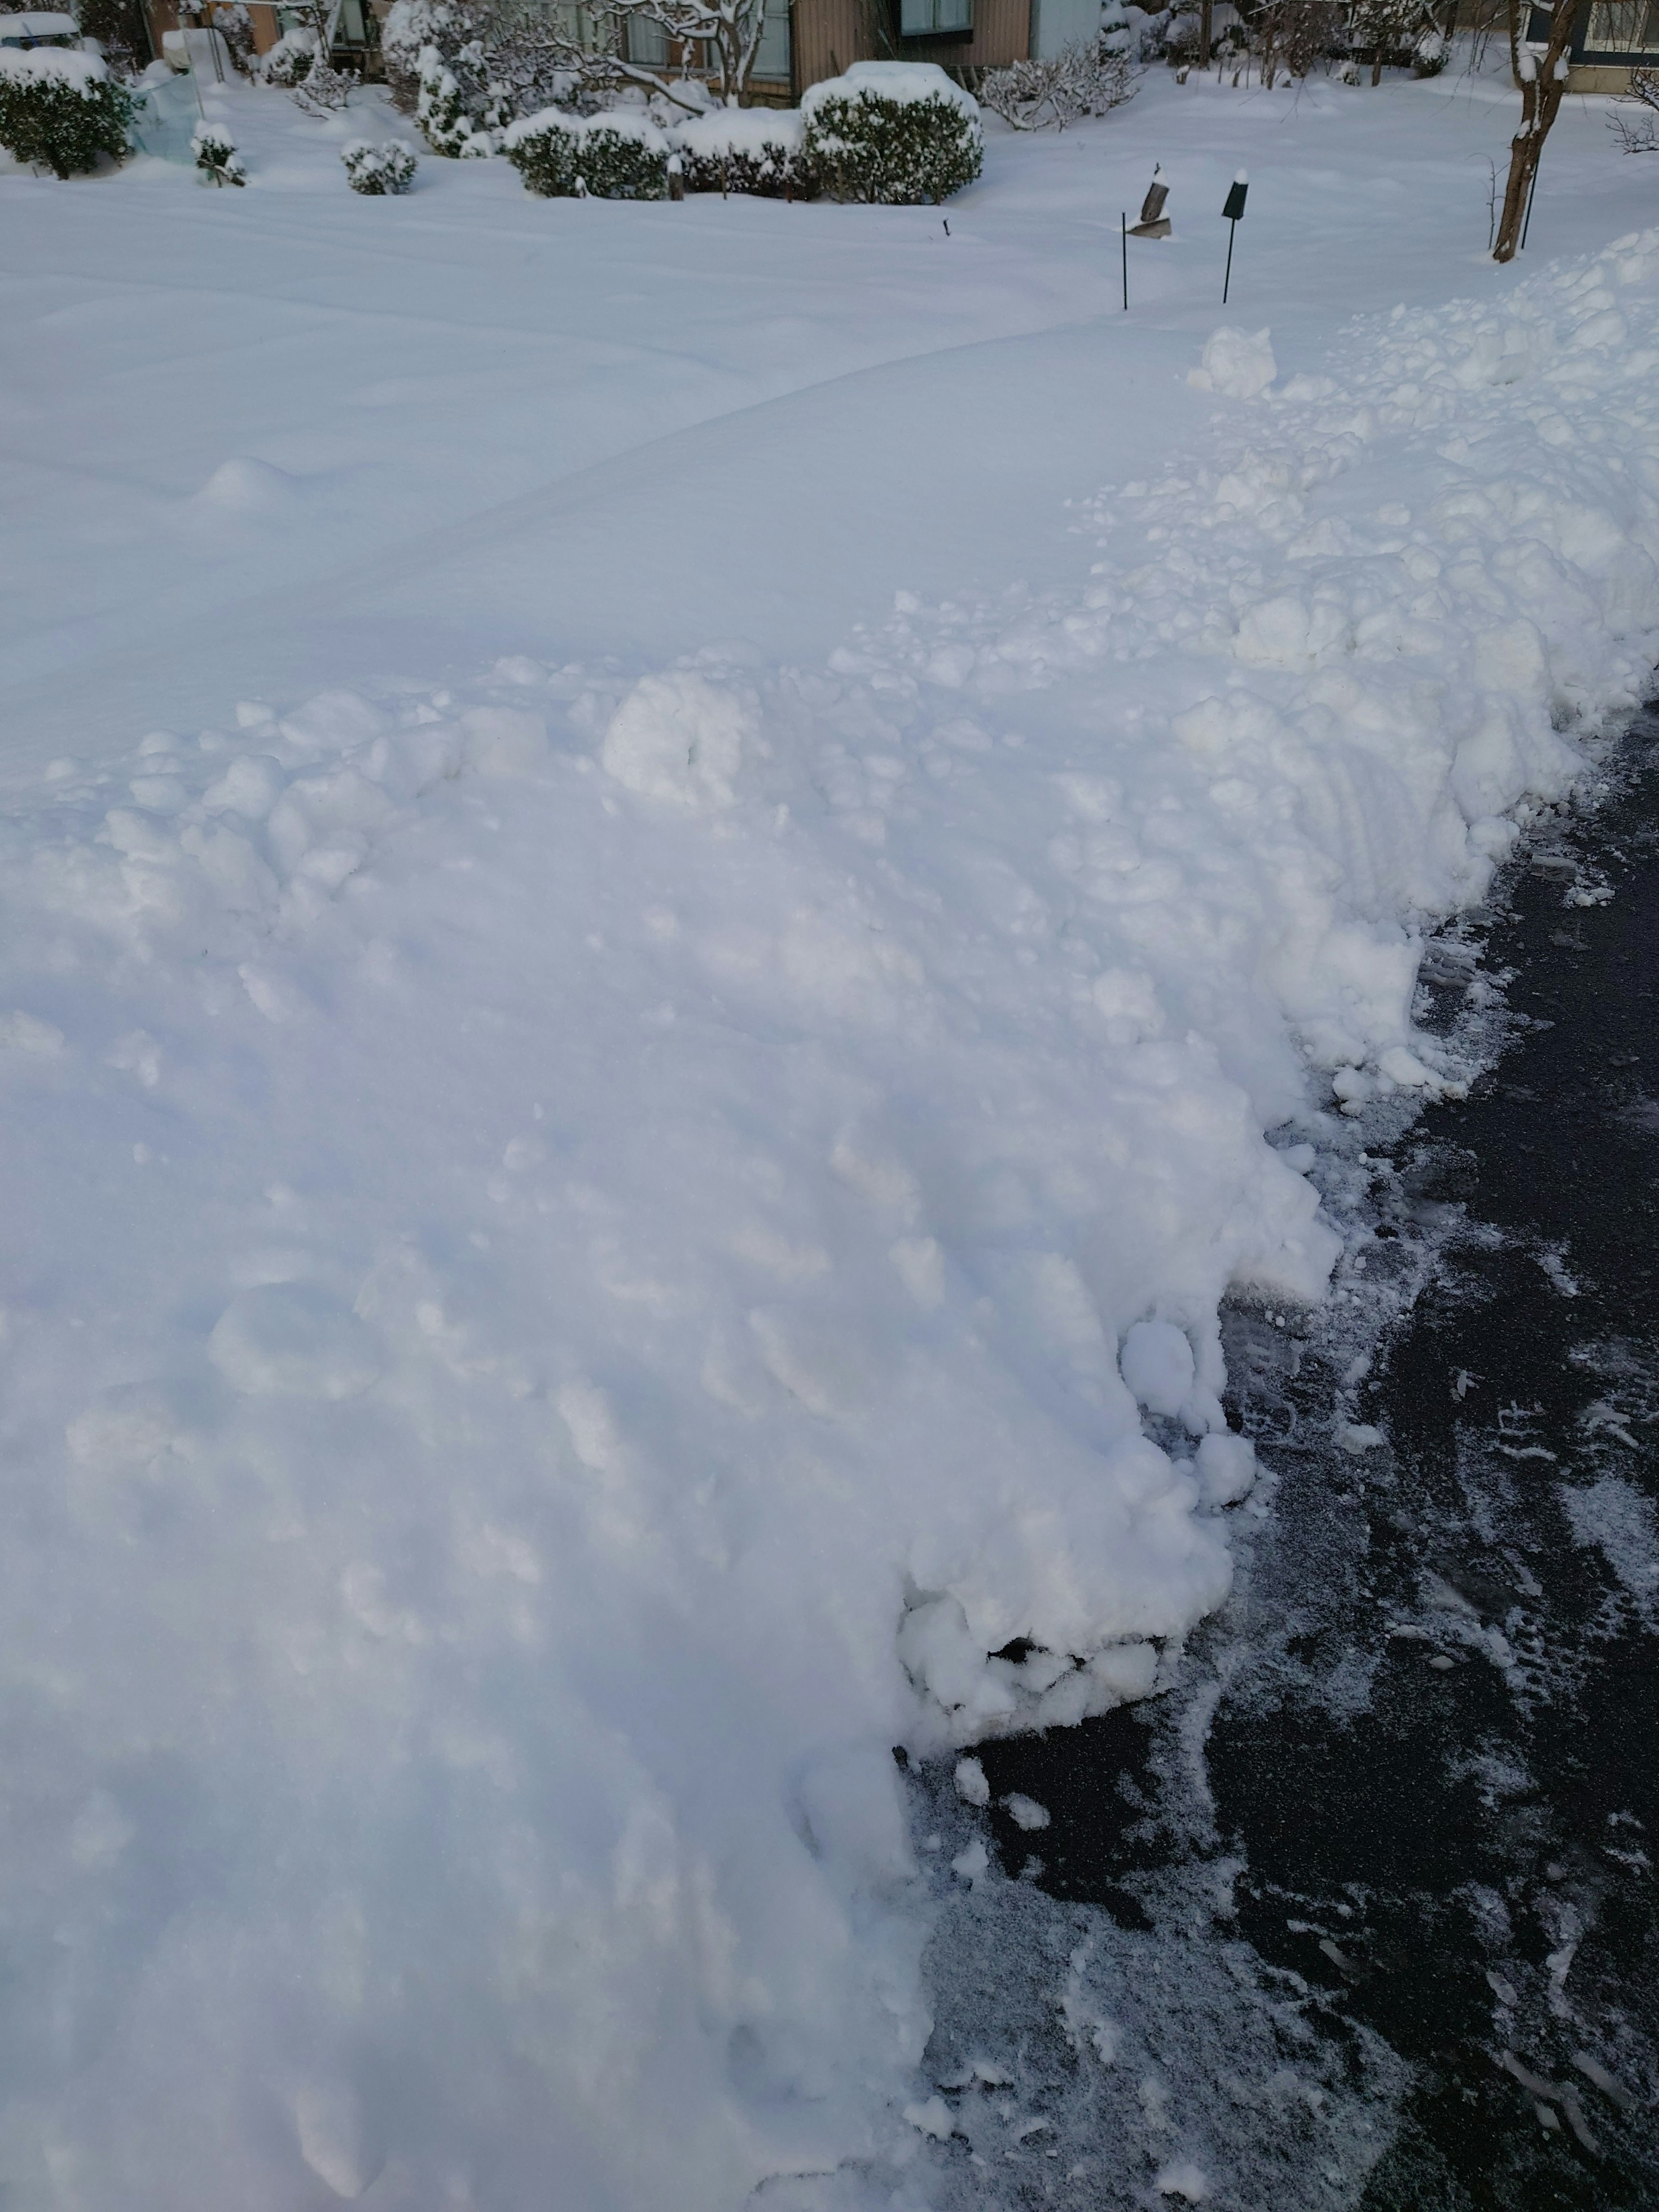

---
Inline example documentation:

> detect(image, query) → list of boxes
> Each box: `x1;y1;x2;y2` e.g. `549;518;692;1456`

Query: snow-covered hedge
503;107;667;199
258;26;317;86
801;61;981;205
669;106;811;197
0;45;130;176
191;116;245;184
343;137;418;192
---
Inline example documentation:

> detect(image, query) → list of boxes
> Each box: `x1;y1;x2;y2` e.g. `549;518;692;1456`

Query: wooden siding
792;0;1031;93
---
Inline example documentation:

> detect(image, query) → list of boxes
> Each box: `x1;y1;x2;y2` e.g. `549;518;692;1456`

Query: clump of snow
670;106;804;159
600;668;752;807
1189;325;1278;398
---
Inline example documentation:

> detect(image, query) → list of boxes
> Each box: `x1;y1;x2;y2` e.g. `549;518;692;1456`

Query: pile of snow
1;195;1658;2210
1188;322;1276;397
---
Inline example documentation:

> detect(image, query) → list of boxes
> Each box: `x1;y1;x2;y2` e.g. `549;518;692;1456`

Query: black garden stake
1221;170;1248;303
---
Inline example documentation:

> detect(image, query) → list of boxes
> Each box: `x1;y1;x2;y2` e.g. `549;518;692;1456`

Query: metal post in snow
1520;151;1541;251
1121;212;1128;311
1221;170;1247;303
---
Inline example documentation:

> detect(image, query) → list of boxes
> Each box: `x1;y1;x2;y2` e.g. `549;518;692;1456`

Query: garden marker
1221;170;1248;303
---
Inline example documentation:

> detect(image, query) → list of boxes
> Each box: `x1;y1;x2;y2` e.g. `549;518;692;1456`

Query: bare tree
1608;62;1659;152
1254;0;1343;86
1492;0;1571;261
541;0;768;109
980;43;1138;128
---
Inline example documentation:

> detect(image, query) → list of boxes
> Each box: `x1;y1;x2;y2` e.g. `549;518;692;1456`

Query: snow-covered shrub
1412;25;1445;73
342;137;418;191
669;105;810;196
382;0;464;109
980;43;1137;129
415;39;497;153
0;45;130;176
258;25;317;84
801;61;981;205
503;106;667;197
210;0;257;72
191;116;245;182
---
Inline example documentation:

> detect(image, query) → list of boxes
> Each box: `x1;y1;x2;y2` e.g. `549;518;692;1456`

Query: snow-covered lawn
1;60;1656;2212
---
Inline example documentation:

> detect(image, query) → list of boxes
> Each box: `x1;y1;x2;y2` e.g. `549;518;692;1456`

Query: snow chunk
601;671;752;810
1120;1320;1195;1418
1189;327;1277;399
953;1756;990;1806
1004;1792;1050;1831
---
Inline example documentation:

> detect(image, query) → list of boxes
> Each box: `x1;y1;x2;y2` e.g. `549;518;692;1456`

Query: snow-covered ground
1;53;1657;2212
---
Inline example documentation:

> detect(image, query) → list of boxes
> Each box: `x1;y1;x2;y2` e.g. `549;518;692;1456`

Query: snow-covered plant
503;104;667;196
802;62;981;205
1253;0;1343;84
1344;0;1420;81
191;116;246;182
1411;24;1445;73
980;42;1137;129
259;25;318;85
382;0;469;109
669;105;811;196
342;136;419;189
415;39;497;153
210;0;257;73
0;45;131;176
1609;64;1659;153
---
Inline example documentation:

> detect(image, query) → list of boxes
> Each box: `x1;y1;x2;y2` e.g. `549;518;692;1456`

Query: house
1528;0;1659;91
139;0;1082;103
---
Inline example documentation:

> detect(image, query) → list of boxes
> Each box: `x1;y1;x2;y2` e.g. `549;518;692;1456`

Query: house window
1583;0;1659;49
899;0;973;36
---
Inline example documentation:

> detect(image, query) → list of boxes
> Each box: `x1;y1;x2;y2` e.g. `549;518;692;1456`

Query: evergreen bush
801;62;980;205
0;46;131;176
670;108;812;197
343;137;419;191
503;108;667;199
191;117;245;183
258;27;317;86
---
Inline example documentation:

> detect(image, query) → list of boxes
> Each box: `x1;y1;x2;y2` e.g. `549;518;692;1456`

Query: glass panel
753;0;790;79
935;0;973;28
1586;0;1653;46
899;0;936;31
627;14;668;62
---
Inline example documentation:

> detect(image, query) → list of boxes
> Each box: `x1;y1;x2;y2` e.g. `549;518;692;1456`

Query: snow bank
1;219;1658;2211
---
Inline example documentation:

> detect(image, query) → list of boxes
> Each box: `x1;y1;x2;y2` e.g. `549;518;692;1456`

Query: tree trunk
1492;0;1573;262
1198;0;1212;68
1371;43;1382;83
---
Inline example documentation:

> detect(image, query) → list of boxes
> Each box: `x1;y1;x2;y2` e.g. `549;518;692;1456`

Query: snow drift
0;204;1657;2211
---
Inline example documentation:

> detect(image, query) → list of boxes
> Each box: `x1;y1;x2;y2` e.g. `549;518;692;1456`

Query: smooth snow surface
2;57;1659;2212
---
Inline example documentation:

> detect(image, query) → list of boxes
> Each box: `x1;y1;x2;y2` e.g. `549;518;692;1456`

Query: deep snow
1;53;1658;2212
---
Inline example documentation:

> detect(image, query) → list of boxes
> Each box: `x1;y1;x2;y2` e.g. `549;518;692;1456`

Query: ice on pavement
3;69;1659;2212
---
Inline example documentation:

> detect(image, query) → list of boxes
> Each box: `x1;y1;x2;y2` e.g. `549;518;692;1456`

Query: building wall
791;0;1031;92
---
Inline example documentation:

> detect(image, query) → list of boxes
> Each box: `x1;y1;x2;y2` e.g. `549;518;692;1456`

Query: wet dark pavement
962;708;1659;2206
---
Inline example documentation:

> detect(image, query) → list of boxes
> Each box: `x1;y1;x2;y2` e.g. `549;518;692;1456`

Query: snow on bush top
669;105;804;157
0;42;107;87
502;104;667;152
801;59;980;121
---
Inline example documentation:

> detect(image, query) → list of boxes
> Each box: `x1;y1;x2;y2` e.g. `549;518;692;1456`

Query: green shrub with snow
0;45;130;176
343;138;419;193
801;62;980;205
191;117;245;184
670;106;812;197
258;26;317;86
415;41;497;156
503;108;667;199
